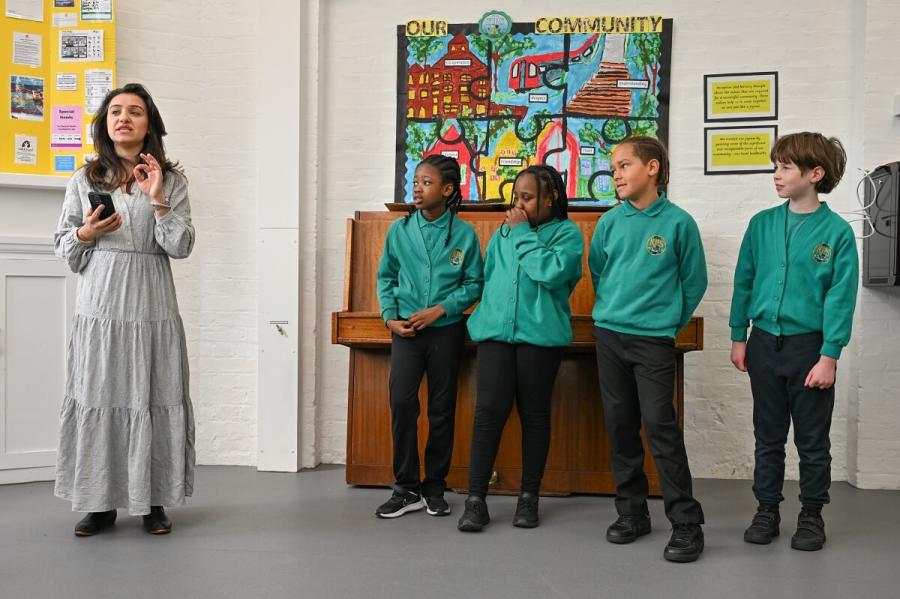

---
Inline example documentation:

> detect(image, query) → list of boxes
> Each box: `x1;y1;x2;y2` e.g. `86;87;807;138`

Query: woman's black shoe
142;506;172;535
74;510;117;536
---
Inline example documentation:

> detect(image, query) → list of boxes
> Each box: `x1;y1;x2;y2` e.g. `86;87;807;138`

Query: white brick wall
117;0;260;465
850;0;900;490
38;0;892;485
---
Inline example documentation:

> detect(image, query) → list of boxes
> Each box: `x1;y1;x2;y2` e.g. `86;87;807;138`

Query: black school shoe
512;492;539;528
744;505;780;544
791;510;826;551
375;487;425;519
143;506;172;535
606;514;652;544
424;495;451;517
457;495;490;532
664;523;704;563
73;510;117;536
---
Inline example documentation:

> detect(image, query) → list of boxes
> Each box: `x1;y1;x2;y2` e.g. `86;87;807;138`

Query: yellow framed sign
2;0;116;176
704;71;777;122
704;125;777;175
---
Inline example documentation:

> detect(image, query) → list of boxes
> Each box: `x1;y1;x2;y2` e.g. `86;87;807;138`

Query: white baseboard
0;466;56;485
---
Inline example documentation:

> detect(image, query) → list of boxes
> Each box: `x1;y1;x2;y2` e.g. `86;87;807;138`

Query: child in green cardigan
730;132;858;551
457;165;583;532
375;154;484;519
589;136;708;563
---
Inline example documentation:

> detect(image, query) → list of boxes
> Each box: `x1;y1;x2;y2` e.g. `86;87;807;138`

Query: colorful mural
396;15;673;206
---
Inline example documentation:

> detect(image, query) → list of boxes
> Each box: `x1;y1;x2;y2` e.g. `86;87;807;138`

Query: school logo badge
646;235;667;256
812;243;832;264
449;248;464;266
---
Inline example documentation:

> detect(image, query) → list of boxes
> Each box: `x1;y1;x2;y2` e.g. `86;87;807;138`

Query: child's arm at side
729;224;756;371
376;228;415;337
805;227;859;388
676;218;708;334
588;218;607;294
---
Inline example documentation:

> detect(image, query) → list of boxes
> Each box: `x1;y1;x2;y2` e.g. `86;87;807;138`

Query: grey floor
1;466;898;599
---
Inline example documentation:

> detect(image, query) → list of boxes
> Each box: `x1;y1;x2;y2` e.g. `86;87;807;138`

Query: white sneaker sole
426;504;451;516
376;498;425;519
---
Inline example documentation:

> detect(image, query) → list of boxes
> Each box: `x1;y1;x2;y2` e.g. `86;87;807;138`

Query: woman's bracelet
151;200;170;210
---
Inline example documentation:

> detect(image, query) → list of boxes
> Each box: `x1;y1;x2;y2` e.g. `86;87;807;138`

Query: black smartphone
88;192;116;218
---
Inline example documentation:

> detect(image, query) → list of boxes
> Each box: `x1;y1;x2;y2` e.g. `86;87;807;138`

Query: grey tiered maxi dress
53;167;196;515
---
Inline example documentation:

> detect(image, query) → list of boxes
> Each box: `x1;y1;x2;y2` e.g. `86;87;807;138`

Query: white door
0;249;75;483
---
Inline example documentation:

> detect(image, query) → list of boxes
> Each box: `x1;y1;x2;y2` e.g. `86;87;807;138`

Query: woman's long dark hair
85;83;179;192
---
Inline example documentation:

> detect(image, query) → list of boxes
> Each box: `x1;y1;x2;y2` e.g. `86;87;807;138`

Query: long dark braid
501;164;569;237
405;154;463;246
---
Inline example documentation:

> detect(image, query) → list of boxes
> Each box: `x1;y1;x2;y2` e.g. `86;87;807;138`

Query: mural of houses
423;124;475;201
537;121;579;198
407;34;491;119
566;34;633;117
481;129;533;201
407;33;528;121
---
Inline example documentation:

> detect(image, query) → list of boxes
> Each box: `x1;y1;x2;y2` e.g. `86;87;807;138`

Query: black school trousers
594;326;704;524
746;327;835;510
389;321;465;497
467;341;564;498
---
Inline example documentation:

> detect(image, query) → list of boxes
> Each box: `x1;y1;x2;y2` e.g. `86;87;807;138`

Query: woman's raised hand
134;152;165;202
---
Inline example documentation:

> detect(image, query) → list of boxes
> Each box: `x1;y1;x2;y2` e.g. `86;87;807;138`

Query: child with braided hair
458;165;583;532
375;154;484;518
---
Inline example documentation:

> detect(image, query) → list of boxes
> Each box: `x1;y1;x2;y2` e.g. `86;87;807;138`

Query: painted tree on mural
578;121;607;151
405;124;439;162
407;35;444;68
630;33;662;95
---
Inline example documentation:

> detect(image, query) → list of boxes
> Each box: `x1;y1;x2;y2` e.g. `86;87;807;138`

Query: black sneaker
375;487;425;519
606;514;652;544
791;510;826;551
664;523;704;563
457;495;490;532
512;492;539;528
743;506;780;544
73;510;117;537
425;495;451;517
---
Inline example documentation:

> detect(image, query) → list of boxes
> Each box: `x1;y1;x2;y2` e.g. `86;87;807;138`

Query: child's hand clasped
387;319;416;338
408;305;446;331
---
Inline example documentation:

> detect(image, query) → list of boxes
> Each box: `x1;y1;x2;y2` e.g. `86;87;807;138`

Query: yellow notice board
1;0;116;176
704;72;777;122
704;125;777;175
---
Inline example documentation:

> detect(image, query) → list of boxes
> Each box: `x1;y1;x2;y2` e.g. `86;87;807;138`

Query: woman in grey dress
53;83;195;536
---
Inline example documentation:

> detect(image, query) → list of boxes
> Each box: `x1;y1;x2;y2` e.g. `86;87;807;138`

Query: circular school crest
449;248;464;266
812;243;832;264
646;235;667;256
478;10;512;39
